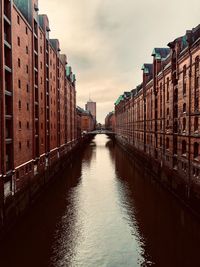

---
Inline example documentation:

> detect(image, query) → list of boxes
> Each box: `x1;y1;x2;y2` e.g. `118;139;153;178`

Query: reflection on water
0;135;200;267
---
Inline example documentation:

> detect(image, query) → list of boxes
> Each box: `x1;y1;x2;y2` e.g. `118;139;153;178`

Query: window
174;88;178;102
26;84;29;92
195;56;199;111
183;118;186;131
160;137;162;147
183;103;186;113
194;142;199;159
195;56;199;70
18;100;21;110
166;137;169;149
167;77;169;101
19;121;21;129
19;142;21;150
26;65;28;73
17;15;20;24
40;46;42;53
17;37;20;46
27;103;29;111
194;117;198;132
167;108;169;115
18;58;21;67
174;104;178;117
27;122;29;129
183;65;187;95
182;140;186;155
26;46;28;54
26;27;28;35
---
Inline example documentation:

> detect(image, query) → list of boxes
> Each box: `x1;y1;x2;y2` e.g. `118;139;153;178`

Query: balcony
5;95;12;118
4;18;11;44
6;143;12;172
34;24;38;37
3;14;11;25
6;138;12;144
4;0;11;21
6;120;12;139
4;45;12;70
35;106;39;119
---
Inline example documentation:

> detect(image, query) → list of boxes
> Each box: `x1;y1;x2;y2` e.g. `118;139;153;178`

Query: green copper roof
141;64;149;74
151;48;161;60
66;66;71;77
115;95;124;105
72;74;76;82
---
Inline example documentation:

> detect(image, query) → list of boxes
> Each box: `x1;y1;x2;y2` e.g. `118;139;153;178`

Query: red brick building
76;106;95;133
115;25;200;207
105;111;115;132
0;0;77;207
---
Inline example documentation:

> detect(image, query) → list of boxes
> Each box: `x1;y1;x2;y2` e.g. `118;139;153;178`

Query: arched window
18;100;21;110
183;103;186;113
182;140;186;154
183;65;187;95
167;77;170;101
174;88;178;102
195;56;199;70
174;104;178;117
183;118;186;131
195;56;199;111
167;108;169;115
194;142;199;159
194;117;198;132
166;137;169;149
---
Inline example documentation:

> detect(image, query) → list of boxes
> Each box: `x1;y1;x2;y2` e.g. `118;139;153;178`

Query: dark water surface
1;135;200;267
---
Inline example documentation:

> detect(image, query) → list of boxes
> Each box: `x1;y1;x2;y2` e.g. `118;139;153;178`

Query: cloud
39;0;200;123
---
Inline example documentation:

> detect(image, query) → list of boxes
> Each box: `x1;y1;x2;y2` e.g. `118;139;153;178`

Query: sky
39;0;200;123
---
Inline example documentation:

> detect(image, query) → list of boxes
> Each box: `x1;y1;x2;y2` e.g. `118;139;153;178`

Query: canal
0;135;200;267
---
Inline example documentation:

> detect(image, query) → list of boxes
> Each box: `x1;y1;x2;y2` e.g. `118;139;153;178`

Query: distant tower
85;99;96;120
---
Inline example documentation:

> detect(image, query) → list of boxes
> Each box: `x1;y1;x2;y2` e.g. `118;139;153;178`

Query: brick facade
0;0;77;202
115;25;200;202
105;111;115;132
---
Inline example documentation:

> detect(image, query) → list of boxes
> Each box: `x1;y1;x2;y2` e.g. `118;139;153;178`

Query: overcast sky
39;0;200;123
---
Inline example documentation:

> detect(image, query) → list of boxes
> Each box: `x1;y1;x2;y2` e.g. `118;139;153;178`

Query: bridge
86;130;115;135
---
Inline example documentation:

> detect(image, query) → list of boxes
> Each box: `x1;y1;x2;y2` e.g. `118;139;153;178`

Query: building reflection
114;145;200;267
0;148;87;267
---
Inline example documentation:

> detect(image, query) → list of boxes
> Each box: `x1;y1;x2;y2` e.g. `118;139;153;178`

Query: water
0;135;200;267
